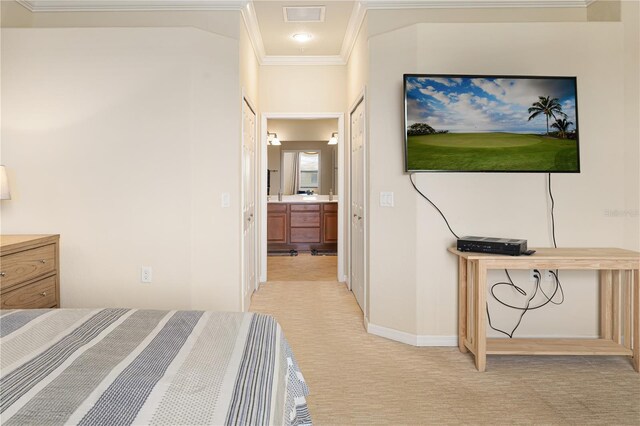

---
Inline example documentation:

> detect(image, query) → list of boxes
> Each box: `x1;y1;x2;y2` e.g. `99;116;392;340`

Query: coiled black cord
486;173;565;337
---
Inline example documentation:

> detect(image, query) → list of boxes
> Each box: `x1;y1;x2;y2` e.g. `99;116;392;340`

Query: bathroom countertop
267;195;337;203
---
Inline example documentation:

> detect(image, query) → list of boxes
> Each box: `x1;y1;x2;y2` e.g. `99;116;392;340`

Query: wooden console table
448;247;639;372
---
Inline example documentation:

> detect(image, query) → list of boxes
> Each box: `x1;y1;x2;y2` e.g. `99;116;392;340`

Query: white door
242;97;257;310
350;98;366;312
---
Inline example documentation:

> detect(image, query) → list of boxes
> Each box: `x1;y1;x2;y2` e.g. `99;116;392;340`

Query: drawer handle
39;260;47;264
0;272;5;277
40;292;47;297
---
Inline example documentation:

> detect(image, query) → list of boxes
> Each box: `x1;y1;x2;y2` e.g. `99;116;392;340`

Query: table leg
600;270;613;340
458;257;468;353
467;261;474;350
474;261;487;372
623;271;632;350
612;270;622;344
632;269;639;373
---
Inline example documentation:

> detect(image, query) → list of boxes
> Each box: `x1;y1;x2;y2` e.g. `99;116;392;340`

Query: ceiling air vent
283;6;326;23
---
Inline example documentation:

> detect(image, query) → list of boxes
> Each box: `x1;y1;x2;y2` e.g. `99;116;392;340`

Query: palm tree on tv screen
527;96;567;135
551;118;574;139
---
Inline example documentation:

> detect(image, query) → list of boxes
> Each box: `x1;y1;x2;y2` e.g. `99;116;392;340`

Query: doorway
259;113;345;283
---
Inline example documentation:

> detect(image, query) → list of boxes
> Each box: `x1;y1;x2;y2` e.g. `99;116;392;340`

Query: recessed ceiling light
292;33;312;43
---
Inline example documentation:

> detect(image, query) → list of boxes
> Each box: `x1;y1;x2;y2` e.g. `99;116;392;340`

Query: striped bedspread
0;309;311;426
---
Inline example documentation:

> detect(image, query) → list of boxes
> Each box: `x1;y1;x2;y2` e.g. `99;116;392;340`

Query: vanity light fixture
328;132;338;145
267;132;281;145
292;33;312;43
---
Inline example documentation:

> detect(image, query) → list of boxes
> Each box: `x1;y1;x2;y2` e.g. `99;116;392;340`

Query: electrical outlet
529;269;540;282
221;192;230;208
141;266;152;283
544;269;554;282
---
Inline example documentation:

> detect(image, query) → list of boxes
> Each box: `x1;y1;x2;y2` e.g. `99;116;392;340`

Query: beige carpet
250;280;640;425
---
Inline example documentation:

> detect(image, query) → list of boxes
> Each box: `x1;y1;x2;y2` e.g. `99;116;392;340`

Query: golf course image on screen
404;75;580;172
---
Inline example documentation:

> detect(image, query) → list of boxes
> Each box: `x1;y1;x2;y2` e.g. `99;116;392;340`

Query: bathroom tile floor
267;253;338;281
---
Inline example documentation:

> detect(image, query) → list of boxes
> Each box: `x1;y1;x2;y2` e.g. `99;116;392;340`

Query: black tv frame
403;73;581;174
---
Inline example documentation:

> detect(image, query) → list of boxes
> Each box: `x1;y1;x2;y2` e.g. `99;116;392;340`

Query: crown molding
360;0;593;9
240;2;266;64
340;1;367;63
16;0;248;12
261;55;346;66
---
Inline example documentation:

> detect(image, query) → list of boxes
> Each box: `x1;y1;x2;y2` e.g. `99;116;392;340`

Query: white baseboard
416;334;459;346
365;321;457;347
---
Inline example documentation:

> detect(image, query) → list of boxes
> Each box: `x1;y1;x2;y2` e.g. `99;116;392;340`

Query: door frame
241;90;258;312
259;112;346;283
348;89;368;320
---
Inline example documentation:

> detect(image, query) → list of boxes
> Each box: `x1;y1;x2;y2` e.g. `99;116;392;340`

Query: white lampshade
268;133;281;145
328;133;338;145
0;166;11;200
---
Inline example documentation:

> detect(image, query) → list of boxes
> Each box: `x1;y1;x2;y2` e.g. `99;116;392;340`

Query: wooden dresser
0;235;60;309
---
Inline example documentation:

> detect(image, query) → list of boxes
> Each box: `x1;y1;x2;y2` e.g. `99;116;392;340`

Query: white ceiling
17;0;595;65
253;1;355;56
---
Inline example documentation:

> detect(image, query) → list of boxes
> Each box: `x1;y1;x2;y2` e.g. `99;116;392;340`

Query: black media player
457;236;527;256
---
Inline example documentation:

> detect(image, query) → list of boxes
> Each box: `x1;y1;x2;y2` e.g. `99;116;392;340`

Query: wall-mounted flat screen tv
404;74;580;173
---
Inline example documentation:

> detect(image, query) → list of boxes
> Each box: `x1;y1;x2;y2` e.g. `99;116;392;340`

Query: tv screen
404;74;580;173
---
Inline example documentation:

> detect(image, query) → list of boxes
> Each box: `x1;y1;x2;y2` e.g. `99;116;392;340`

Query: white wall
0;1;33;27
367;22;629;339
259;65;346;113
621;2;640;250
587;0;620;21
1;27;242;311
367;6;587;38
240;17;259;107
267;118;338;141
347;15;369;109
0;1;240;40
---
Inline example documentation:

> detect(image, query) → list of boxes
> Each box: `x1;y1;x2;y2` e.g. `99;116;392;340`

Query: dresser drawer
290;228;320;243
291;212;320;227
290;204;320;212
323;203;338;212
1;244;56;291
1;276;57;309
267;203;287;212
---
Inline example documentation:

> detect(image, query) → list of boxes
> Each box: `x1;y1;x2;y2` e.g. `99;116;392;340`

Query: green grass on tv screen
406;132;579;172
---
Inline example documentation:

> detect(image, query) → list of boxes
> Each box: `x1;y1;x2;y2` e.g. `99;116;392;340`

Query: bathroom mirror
281;151;320;194
268;143;337;195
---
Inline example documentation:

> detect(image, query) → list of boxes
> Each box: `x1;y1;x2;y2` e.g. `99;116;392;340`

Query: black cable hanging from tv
409;173;459;239
409;172;565;338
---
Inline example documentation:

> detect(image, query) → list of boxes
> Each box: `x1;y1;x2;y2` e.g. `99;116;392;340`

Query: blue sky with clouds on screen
406;76;577;134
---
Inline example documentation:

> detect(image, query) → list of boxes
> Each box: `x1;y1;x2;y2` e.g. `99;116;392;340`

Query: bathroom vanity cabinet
268;202;337;254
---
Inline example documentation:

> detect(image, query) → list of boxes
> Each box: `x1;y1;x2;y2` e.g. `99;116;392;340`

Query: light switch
380;192;394;207
221;192;230;208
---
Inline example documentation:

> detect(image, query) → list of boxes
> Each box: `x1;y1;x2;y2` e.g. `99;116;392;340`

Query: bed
0;309;311;425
